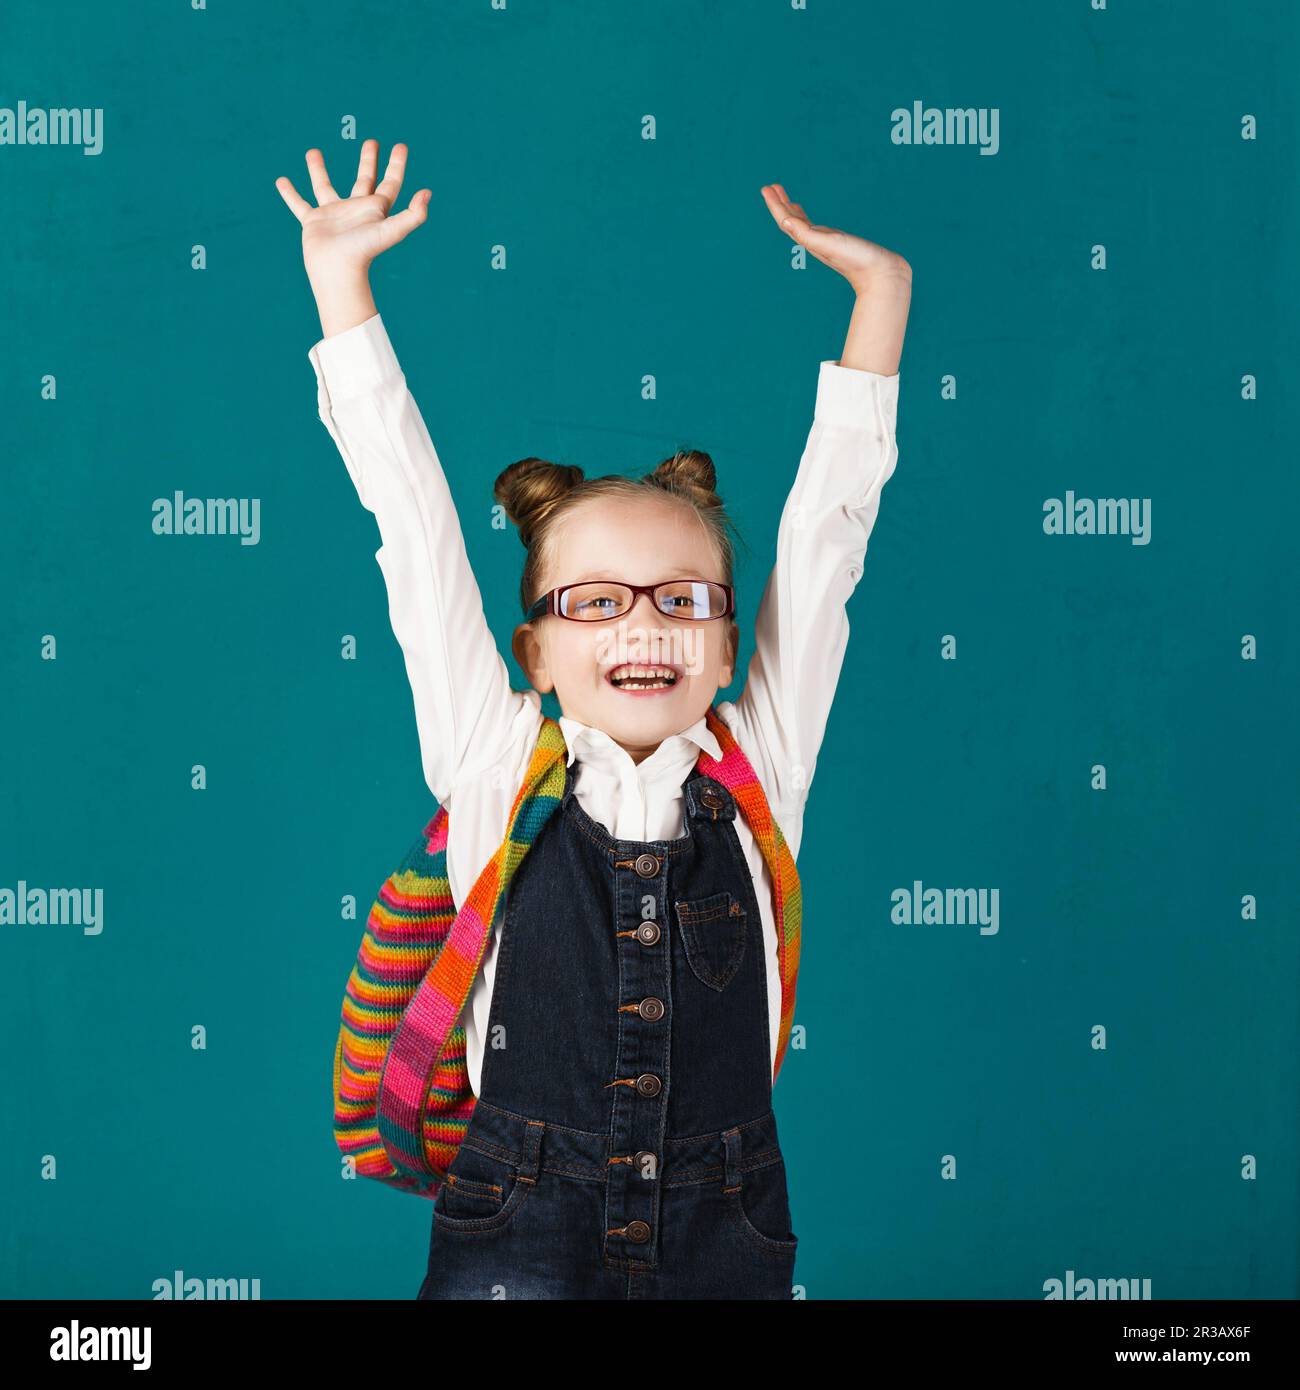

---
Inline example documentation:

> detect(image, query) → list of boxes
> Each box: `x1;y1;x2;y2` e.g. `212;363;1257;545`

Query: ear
512;621;553;693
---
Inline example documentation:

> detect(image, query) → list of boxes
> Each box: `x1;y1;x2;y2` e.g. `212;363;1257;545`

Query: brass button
632;1150;657;1177
635;921;661;946
701;788;725;809
624;1220;651;1243
638;997;665;1022
633;853;660;878
635;1073;662;1097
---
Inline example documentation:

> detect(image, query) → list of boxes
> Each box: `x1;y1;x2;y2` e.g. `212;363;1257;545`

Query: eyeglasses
525;579;735;623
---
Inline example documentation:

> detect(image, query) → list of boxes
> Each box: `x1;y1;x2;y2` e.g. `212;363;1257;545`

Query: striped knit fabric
695;706;803;1080
332;704;801;1199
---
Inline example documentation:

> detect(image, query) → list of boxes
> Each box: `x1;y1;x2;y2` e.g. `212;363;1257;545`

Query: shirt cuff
307;313;403;410
814;360;900;433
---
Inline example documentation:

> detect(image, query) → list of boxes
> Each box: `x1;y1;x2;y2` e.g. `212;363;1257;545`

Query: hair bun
493;456;586;548
647;449;720;506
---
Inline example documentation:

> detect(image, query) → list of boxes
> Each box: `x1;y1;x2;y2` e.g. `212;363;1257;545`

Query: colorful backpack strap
374;717;569;1189
698;706;803;1081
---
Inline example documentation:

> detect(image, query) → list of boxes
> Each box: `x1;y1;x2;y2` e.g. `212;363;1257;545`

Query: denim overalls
416;756;798;1300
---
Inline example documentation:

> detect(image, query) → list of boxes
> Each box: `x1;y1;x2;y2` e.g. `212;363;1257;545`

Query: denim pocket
725;1153;798;1256
674;891;747;990
434;1141;530;1234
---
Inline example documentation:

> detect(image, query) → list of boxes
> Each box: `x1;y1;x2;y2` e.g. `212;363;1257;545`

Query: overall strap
697;705;803;1082
376;717;568;1185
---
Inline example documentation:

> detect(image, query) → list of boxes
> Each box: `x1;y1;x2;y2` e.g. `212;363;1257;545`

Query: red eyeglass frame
524;579;735;623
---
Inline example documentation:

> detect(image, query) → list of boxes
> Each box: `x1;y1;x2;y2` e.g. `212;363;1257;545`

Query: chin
604;689;713;736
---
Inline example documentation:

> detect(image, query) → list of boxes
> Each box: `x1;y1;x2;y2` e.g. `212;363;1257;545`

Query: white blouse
308;314;900;1094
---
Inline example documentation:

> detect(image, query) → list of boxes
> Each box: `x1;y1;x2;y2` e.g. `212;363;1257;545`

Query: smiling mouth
606;662;681;691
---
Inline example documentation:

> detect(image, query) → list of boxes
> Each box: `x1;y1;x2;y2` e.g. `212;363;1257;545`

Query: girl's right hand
275;140;432;290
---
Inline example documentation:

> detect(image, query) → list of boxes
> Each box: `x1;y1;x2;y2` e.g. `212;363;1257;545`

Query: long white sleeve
729;361;901;860
307;314;529;803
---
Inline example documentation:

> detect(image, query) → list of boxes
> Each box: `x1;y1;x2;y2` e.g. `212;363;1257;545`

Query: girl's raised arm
730;188;912;856
278;142;529;803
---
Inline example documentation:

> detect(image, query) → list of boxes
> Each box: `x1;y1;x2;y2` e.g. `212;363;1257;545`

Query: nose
623;591;663;621
614;591;673;661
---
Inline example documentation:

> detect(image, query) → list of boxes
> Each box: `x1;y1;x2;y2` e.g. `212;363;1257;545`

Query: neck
619;739;660;765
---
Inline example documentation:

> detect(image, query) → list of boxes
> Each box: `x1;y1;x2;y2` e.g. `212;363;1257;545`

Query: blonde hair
493;449;746;621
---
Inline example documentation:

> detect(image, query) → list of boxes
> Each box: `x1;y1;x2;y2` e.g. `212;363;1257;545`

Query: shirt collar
557;712;723;770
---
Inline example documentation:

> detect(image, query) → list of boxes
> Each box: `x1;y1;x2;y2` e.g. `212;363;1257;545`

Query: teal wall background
1;0;1296;1300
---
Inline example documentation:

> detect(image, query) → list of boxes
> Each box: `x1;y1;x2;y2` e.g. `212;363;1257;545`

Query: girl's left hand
760;184;911;294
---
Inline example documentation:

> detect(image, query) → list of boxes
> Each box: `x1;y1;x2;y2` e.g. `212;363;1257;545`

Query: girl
276;141;910;1300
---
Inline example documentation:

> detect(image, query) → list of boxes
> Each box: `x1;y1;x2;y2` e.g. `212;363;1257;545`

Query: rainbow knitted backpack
332;703;802;1199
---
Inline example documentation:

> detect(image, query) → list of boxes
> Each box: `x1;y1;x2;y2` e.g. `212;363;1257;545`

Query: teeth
609;663;677;689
